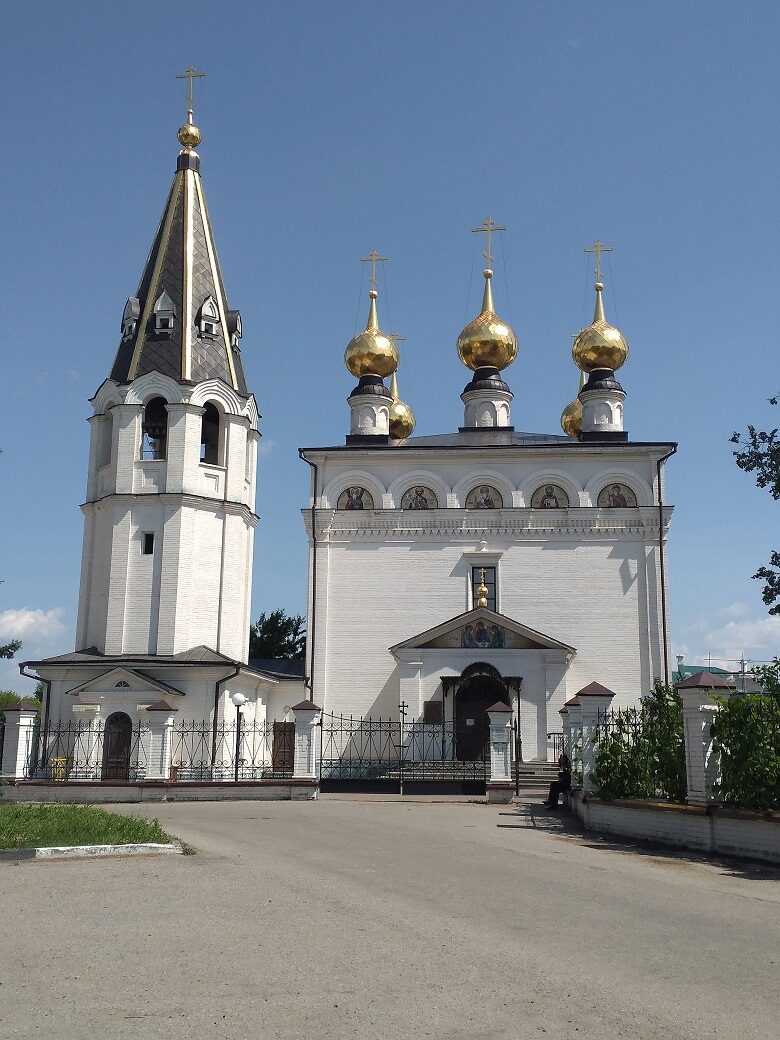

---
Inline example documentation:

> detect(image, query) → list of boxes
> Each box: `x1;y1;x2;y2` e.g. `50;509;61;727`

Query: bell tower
75;80;259;663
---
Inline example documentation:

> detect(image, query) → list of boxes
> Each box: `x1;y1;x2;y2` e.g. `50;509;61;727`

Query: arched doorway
101;712;132;781
454;663;509;761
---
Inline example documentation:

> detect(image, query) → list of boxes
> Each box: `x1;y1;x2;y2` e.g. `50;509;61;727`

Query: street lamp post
230;691;248;782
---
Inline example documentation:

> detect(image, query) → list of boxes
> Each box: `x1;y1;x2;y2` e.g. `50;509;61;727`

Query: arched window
198;296;220;338
95;414;112;469
200;403;221;464
141;397;168;460
153;290;175;333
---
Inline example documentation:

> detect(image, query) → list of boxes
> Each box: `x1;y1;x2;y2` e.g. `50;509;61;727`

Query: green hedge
711;695;780;812
590;681;687;803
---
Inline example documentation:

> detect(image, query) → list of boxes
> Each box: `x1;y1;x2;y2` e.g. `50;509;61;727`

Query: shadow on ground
500;792;780;882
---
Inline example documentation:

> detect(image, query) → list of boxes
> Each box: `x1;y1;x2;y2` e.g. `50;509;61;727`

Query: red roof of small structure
675;670;736;690
576;682;615;698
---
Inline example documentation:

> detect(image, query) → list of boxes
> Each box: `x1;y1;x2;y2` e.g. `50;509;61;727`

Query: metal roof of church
108;138;247;394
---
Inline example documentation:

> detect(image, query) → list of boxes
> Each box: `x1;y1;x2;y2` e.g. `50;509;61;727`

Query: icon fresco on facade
337;486;374;510
401;486;437;509
530;484;570;509
597;483;637;508
465;484;502;509
461;622;506;649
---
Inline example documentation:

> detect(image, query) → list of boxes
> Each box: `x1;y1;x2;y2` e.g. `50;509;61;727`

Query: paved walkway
1;797;778;1040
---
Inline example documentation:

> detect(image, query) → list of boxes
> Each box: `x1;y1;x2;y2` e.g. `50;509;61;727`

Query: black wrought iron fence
710;694;780;811
319;713;489;794
591;703;686;803
29;718;149;781
169;718;294;781
25;717;295;783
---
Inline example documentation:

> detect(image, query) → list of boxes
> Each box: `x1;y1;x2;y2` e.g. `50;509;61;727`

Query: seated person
542;753;571;809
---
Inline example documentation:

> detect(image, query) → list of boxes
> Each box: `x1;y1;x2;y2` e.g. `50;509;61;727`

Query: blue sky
2;1;780;690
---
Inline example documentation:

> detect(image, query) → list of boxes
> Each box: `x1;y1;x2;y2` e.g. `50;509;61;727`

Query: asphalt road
1;796;778;1040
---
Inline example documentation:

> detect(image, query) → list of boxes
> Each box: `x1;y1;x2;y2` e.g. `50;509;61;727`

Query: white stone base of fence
1;780;319;804
565;790;780;866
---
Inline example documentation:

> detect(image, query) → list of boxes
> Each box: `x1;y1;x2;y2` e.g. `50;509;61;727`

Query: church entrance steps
514;763;560;788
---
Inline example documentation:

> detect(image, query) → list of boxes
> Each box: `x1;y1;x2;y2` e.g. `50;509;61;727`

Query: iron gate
319;711;491;794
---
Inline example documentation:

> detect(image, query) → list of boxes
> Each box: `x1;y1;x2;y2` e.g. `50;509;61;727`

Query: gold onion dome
345;289;399;378
561;371;586;439
177;109;202;150
457;269;518;372
572;282;628;373
388;371;415;440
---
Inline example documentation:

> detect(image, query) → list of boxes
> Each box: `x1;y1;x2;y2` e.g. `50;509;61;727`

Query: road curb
0;841;183;861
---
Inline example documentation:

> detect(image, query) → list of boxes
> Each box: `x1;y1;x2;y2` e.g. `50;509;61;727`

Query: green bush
590;681;687;803
711;694;780;811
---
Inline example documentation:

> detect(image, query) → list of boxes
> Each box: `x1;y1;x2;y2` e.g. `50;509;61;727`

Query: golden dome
560;398;582;439
178;118;201;149
572;282;628;372
345;289;399;378
561;370;585;439
457;270;518;372
388;371;415;440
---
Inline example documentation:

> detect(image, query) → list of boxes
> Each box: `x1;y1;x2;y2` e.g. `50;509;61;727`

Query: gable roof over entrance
388;607;576;655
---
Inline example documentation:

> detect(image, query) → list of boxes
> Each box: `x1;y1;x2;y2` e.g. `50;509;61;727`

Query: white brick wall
304;444;673;741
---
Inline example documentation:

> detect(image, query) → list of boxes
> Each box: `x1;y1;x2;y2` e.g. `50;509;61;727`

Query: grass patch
0;804;173;850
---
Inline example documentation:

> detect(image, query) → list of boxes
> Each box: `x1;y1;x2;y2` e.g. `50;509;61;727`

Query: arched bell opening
101;711;133;781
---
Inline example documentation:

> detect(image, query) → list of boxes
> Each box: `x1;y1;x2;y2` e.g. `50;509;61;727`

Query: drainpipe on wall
298;450;318;700
656;446;677;686
211;663;241;767
19;663;50;764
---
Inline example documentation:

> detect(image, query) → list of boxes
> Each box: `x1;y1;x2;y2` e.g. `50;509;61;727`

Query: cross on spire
176;65;206;116
389;331;406;347
360;250;388;292
472;217;506;268
584;239;613;282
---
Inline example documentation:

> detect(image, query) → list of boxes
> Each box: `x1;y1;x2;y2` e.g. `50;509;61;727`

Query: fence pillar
566;699;583;786
1;707;38;780
677;672;734;805
486;701;514;803
559;706;571;759
144;703;178;780
576;683;615;793
292;700;321;780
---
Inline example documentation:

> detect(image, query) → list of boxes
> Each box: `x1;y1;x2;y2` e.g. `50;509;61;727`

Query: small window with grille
471;566;497;611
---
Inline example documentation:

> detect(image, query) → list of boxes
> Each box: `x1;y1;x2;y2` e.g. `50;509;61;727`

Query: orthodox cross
389;331;406;347
472;217;506;267
584;239;613;281
361;249;388;292
176;65;206;113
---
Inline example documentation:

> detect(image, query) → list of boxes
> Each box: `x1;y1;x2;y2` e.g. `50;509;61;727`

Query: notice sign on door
466;718;475;726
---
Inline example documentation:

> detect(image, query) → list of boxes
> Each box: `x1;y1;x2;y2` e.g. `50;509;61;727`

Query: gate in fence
319;710;504;795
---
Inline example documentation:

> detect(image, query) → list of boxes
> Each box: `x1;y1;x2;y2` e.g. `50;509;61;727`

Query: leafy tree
751;658;780;702
710;693;780;811
732;395;780;614
590;681;687;803
0;639;21;660
248;610;305;660
0;691;39;713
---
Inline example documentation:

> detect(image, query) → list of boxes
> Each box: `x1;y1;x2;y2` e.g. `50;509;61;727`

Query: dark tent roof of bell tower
109;150;248;395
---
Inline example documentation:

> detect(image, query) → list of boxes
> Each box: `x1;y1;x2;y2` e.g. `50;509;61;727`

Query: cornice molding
304;506;672;542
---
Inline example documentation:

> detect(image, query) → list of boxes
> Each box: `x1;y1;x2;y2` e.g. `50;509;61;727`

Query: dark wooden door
101;712;132;780
455;698;489;761
272;721;295;775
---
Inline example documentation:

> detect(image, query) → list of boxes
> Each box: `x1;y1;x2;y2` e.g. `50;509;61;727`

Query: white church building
21;96;675;785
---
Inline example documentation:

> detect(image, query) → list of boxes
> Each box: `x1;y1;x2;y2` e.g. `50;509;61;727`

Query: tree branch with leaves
731;393;780;614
